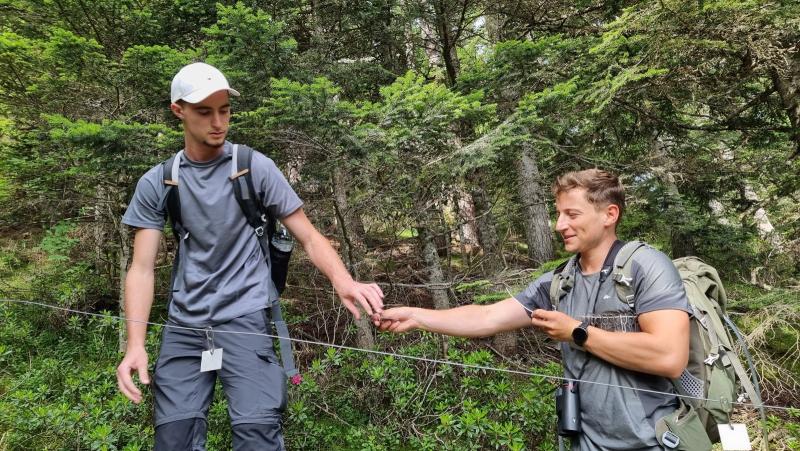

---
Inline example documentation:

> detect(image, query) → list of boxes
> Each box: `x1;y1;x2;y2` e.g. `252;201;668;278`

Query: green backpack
549;241;763;447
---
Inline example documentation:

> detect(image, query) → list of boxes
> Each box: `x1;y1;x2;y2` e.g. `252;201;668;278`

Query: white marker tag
200;348;223;372
718;424;752;450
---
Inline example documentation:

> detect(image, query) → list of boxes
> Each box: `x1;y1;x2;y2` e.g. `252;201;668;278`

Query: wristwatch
572;320;590;347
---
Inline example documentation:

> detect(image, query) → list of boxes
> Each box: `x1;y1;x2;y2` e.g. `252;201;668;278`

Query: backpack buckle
704;353;720;366
661;431;680;449
254;226;264;237
612;272;633;287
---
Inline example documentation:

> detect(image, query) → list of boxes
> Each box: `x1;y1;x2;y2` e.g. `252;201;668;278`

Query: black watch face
572;326;588;345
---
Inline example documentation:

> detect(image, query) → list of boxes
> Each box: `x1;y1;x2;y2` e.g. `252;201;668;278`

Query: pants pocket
255;349;287;412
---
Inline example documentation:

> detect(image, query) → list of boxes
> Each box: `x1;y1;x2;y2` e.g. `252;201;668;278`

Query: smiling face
554;188;620;254
170;90;231;152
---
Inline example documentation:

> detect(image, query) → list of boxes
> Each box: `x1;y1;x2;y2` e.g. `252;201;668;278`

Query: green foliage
286;340;559;450
121;45;195;120
24;222;106;309
529;257;572;280
770;409;800;450
454;279;492;292
203;2;298;108
364;71;495;220
237;76;357;163
0;301;562;450
0;0;799;448
0;306;155;450
585;66;668;114
39;221;79;262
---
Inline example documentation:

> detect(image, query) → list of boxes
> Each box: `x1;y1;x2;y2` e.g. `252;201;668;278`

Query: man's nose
211;112;223;128
555;214;568;232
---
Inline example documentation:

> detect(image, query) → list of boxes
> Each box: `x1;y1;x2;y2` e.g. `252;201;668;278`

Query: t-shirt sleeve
122;165;167;230
631;247;692;316
251;151;304;219
513;271;554;317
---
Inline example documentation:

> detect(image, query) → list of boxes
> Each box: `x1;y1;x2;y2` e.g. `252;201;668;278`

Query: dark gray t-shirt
514;245;692;451
122;142;303;326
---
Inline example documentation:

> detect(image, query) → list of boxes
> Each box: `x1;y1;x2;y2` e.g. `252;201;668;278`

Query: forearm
411;304;512;337
124;267;154;349
584;327;687;378
302;231;354;289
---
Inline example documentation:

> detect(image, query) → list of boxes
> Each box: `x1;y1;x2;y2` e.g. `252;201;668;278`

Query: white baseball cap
170;62;241;104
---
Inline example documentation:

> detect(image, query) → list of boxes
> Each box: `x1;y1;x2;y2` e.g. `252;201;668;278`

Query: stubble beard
203;133;226;149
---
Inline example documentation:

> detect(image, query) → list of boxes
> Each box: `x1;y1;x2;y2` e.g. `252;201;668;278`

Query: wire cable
0;298;795;413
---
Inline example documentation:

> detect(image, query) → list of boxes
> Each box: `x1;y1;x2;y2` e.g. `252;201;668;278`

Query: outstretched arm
379;298;532;337
281;208;384;323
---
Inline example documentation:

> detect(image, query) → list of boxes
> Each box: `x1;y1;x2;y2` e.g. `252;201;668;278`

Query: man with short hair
117;62;384;450
380;169;695;450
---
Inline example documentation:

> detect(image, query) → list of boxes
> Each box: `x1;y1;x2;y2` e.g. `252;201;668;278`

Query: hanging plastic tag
718;424;751;450
200;348;223;372
201;326;222;372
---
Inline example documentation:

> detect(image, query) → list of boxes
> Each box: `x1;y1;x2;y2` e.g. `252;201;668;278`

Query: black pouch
556;380;581;436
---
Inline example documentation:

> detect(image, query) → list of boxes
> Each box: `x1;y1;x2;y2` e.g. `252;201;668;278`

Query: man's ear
170;102;184;120
605;204;620;227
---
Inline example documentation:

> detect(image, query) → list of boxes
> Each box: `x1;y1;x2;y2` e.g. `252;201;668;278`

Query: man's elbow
662;364;685;380
659;352;688;379
126;263;155;287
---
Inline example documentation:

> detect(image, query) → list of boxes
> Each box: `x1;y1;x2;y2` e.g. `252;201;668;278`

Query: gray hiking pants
152;309;286;450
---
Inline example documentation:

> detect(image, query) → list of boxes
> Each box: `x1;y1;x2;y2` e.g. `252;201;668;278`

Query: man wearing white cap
116;62;385;450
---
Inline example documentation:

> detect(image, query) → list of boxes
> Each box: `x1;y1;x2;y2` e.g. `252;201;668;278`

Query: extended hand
116;345;150;404
336;281;385;325
378;307;420;333
530;309;581;342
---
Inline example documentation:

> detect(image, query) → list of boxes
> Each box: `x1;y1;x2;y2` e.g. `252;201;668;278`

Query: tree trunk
378;0;407;76
419;17;442;66
117;214;131;353
468;173;503;272
473;175;516;352
770;57;800;158
484;12;503;42
94;187;105;271
516;140;554;265
432;0;461;87
454;185;480;265
650;133;696;257
418;212;450;310
332;167;375;349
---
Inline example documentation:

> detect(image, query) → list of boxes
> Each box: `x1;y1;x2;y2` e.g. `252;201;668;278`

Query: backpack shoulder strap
549;257;576;310
160;150;186;240
230;144;274;257
230;145;266;228
611;240;647;309
230;144;298;380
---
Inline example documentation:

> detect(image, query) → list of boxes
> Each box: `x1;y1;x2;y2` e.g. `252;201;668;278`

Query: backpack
549;241;762;445
159;144;300;382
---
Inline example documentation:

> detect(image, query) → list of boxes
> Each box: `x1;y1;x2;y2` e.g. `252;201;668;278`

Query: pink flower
290;374;303;385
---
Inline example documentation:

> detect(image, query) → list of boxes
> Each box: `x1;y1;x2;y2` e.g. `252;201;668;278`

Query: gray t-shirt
515;244;692;451
122;141;303;326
